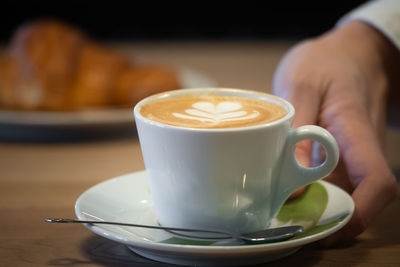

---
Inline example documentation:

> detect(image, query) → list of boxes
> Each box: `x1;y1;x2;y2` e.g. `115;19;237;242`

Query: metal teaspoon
45;218;303;244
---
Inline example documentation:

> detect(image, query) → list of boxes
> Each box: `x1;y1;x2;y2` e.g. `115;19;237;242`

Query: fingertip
317;209;367;248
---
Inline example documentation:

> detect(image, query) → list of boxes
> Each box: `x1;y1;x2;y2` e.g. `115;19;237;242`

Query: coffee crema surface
140;95;287;129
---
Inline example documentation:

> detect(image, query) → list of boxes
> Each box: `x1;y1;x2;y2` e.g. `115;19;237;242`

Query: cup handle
277;125;339;200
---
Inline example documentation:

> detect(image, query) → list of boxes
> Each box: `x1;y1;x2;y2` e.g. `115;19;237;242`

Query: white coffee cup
134;88;339;235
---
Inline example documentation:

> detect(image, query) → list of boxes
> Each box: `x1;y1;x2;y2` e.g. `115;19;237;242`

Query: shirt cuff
337;0;400;51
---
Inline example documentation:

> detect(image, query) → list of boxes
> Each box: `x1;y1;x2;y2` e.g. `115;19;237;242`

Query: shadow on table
83;235;171;267
361;194;400;248
65;235;331;267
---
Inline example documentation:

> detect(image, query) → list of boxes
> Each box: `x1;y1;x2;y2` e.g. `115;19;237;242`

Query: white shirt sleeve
337;0;400;50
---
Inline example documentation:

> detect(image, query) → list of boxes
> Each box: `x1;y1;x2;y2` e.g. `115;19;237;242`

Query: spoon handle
45;218;233;237
45;218;303;243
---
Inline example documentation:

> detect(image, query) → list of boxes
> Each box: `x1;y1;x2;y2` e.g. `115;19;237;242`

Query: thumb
273;74;323;167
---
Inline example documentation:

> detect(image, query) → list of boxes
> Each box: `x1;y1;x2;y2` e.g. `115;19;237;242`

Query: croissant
0;20;181;111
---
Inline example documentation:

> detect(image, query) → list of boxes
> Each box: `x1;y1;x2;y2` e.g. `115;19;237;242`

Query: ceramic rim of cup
133;88;295;132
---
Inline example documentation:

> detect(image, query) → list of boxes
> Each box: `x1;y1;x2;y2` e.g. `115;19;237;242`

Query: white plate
0;68;216;127
75;171;354;266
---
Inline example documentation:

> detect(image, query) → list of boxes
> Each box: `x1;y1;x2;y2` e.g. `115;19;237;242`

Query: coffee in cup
140;95;287;129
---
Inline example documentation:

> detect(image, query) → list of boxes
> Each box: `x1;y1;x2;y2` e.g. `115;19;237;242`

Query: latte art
140;95;287;129
172;101;260;124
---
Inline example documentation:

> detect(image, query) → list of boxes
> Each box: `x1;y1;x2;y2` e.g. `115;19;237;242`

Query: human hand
273;21;399;246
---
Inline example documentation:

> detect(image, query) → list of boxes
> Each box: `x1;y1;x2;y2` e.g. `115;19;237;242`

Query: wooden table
1;42;399;266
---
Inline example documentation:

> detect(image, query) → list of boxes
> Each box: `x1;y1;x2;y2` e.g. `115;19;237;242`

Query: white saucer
75;171;354;266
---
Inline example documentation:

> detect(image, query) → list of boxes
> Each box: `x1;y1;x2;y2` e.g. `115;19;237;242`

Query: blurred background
0;0;386;143
0;1;367;43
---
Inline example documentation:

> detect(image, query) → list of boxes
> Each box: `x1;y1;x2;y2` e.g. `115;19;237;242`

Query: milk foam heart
172;101;260;124
193;101;242;113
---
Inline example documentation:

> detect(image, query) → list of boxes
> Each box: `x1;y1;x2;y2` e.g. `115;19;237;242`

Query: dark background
0;1;366;42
